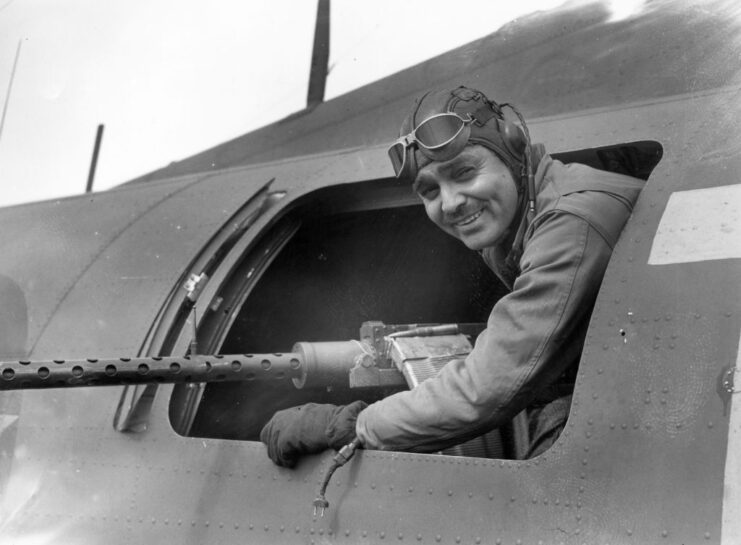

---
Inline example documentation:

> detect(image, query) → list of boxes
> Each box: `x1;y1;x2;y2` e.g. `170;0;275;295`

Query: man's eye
417;185;439;199
454;166;475;179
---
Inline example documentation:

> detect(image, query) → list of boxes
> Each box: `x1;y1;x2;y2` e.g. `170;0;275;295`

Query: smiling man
261;86;645;466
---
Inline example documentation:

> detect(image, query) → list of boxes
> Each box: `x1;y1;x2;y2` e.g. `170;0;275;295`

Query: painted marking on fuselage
648;184;741;265
722;330;741;544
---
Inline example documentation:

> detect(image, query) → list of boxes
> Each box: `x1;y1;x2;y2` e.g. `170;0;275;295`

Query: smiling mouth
454;209;483;227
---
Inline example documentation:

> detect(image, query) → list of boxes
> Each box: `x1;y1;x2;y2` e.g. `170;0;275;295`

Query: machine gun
0;321;485;391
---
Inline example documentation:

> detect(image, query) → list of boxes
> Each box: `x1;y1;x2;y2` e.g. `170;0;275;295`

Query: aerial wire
0;38;22;146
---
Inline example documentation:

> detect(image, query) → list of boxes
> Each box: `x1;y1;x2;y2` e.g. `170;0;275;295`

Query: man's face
413;145;519;250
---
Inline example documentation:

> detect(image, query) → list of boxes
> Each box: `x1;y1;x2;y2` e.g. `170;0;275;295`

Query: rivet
380;531;385;539
468;492;473;498
621;423;627;429
371;483;376;489
280;525;285;532
705;532;711;539
436;535;442;542
448;490;453;497
363;531;368;537
265;525;270;532
708;421;714;428
489;493;494;500
456;537;461;544
398;532;404;540
296;527;301;534
627;529;633;536
417;534;423;541
662;530;669;537
510;497;516;503
408;487;414;493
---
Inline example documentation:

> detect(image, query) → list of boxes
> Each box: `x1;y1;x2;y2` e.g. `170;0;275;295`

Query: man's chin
459;235;487;251
457;228;503;251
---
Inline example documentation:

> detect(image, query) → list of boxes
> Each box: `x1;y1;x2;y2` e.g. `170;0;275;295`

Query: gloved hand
260;400;368;468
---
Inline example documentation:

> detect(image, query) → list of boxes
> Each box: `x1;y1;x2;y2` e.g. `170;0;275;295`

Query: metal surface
128;1;740;184
389;334;472;388
0;353;302;390
0;3;740;544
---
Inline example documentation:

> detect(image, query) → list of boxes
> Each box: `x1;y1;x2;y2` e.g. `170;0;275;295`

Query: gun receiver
0;321;485;390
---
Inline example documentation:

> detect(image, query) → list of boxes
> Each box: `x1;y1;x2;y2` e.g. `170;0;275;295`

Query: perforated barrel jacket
355;155;645;452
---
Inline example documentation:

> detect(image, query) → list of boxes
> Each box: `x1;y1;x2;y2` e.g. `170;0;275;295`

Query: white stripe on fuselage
648;184;741;265
722;330;741;544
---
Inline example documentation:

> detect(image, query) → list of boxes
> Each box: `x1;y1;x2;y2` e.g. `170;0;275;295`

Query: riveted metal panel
0;175;201;360
28;171;278;359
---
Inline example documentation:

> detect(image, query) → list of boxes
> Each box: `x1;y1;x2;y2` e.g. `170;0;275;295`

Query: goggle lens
414;114;468;149
387;141;407;176
387;113;472;178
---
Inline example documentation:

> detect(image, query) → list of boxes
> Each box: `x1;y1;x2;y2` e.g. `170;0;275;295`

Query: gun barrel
0;353;304;390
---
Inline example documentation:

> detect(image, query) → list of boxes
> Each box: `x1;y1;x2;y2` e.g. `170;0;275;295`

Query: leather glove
260;401;368;468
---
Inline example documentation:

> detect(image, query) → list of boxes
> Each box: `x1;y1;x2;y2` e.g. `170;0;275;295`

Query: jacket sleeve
356;211;615;452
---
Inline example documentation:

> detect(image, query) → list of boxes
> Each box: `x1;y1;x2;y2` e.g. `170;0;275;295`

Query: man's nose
440;185;465;215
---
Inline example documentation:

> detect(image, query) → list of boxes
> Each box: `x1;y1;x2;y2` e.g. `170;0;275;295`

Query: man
260;86;644;467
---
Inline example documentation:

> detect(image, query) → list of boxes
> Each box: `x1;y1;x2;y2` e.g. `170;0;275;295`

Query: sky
0;0;642;209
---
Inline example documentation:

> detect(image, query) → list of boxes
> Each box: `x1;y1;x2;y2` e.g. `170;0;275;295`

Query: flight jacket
355;154;645;452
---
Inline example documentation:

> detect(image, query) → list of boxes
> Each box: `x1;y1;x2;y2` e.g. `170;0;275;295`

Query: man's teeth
456;209;483;226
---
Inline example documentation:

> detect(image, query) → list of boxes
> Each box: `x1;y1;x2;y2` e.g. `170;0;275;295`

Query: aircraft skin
0;1;740;544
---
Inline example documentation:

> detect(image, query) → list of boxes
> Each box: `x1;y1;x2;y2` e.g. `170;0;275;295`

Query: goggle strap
470;103;498;127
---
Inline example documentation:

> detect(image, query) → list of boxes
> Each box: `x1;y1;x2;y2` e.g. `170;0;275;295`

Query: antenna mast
307;0;330;108
85;124;105;193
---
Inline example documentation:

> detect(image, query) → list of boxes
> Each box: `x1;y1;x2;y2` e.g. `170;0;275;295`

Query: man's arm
356;211;614;452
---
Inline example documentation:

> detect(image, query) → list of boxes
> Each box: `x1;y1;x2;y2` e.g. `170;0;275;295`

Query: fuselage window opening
171;140;663;460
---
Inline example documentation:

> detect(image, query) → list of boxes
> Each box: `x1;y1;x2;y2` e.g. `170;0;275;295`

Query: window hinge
184;272;209;302
723;366;739;394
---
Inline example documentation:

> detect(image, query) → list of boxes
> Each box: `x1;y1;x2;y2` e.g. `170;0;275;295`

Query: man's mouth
454;209;483;227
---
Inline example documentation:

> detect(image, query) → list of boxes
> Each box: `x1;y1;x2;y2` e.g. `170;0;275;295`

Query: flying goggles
387;112;475;179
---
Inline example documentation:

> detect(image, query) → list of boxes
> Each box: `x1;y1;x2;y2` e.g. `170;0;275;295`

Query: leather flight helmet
396;86;528;186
